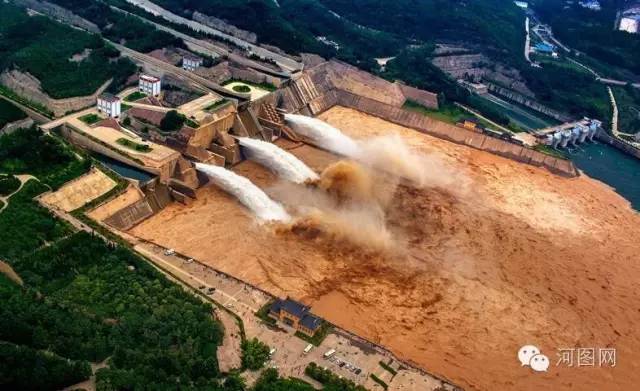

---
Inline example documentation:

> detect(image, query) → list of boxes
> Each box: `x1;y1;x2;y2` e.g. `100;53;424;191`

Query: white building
96;94;121;118
139;74;161;96
619;16;639;34
182;54;203;71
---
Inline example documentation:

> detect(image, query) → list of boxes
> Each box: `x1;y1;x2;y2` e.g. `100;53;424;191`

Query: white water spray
195;163;291;222
238;137;318;183
284;114;361;157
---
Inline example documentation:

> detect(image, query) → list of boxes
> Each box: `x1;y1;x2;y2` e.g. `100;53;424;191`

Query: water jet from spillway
284;113;361;157
195;163;291;222
237;137;318;183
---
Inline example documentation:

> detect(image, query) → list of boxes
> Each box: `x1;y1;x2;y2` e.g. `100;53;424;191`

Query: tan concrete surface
87;185;144;221
223;82;269;101
40;168;116;212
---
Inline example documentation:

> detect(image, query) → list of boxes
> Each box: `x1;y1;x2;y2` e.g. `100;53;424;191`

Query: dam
54;56;636;391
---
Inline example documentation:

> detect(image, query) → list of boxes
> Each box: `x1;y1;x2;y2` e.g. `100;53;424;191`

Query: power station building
269;297;323;337
96;93;121;118
139;74;162;96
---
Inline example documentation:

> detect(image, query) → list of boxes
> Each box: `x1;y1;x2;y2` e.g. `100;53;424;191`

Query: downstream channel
571;142;640;211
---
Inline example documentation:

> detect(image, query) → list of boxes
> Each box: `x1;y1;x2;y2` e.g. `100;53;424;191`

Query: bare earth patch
215;308;243;373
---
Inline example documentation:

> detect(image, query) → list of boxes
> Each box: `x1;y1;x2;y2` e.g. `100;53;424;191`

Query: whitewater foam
238;137;318;183
195;163;290;222
284;113;361;157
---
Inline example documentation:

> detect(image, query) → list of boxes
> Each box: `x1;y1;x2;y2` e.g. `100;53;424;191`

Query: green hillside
0;4;135;99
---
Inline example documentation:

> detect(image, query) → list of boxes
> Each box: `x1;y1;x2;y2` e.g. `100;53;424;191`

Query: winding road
0;175;37;213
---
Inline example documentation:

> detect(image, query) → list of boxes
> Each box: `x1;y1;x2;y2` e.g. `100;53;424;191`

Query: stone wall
1;70;111;117
308;61;407;106
60;124;159;176
13;0;100;33
195;62;283;88
597;130;640;159
396;82;438;109
192;11;257;44
0;118;34;135
487;83;572;123
331;90;579;177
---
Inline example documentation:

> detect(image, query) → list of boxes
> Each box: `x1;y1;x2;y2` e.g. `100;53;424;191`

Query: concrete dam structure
276;60;579;178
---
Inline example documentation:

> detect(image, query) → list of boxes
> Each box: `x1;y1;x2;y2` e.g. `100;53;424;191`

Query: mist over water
238;137;318;183
286;114;470;194
195;163;291;222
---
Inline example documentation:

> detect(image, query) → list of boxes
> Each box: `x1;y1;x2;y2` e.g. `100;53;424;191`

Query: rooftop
274;297;310;319
140;74;160;83
184;54;203;62
300;313;322;331
99;93;120;103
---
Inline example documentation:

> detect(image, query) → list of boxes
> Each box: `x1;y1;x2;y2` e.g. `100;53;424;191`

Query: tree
241;338;270;371
159;110;185;132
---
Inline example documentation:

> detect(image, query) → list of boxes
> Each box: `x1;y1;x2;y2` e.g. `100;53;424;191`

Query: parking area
134;241;457;391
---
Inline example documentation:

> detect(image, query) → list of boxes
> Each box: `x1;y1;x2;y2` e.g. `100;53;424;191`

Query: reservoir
571;142;640;211
94;154;155;183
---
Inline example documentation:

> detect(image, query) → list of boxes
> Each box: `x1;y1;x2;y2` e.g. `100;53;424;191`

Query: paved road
124;0;302;73
597;78;640;88
40;107;95;132
108;41;248;100
110;5;291;79
0;175;37;213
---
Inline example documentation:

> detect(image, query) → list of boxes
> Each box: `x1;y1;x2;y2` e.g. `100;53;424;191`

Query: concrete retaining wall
13;0;101;33
0;118;34;135
332;90;579;177
104;197;154;231
1;70;111;117
487;83;572;123
397;82;439;109
60;124;160;177
597;130;640;159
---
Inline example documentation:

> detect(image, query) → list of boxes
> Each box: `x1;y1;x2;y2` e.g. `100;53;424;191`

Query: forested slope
0;4;135;99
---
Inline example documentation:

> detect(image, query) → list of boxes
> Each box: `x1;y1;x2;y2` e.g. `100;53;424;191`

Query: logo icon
518;345;549;372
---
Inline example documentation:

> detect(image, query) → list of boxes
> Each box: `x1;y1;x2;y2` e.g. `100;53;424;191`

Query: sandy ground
40;168;116;212
88;185;143;221
130;106;640;391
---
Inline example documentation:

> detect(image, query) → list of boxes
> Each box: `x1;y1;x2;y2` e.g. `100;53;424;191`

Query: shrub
124;91;146;102
116;138;152;152
159;110;185;132
232;84;251;93
305;362;367;391
78;113;100;125
370;374;388;390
